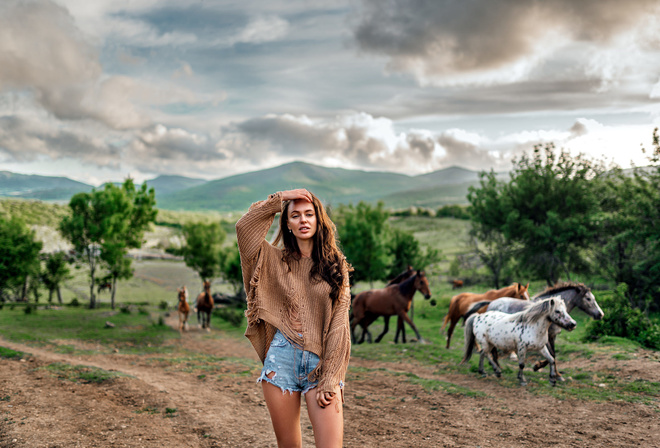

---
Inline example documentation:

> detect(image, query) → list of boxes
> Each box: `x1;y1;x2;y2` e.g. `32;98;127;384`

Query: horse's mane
397;272;419;296
532;281;587;300
514;296;559;324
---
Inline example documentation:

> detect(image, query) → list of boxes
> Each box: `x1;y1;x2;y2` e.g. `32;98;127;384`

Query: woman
235;188;352;448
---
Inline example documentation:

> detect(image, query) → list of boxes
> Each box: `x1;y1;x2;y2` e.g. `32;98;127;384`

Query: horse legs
483;346;502;378
538;345;558;386
516;348;528;386
533;337;563;380
445;318;459;348
394;316;406;344
375;316;390;343
398;310;424;343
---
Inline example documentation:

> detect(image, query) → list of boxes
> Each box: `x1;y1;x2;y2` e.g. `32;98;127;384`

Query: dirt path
0;323;659;448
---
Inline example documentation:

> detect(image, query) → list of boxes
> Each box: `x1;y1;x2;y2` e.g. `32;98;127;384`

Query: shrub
158;300;168;311
213;307;244;327
120;304;131;314
24;304;35;315
586;284;660;350
69;298;80;307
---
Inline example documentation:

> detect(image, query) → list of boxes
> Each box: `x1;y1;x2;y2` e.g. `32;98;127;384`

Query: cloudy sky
2;0;660;185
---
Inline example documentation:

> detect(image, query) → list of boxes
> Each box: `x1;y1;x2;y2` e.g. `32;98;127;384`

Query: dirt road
1;323;658;448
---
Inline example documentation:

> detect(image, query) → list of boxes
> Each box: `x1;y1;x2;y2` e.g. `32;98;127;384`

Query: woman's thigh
305;385;343;448
262;379;303;448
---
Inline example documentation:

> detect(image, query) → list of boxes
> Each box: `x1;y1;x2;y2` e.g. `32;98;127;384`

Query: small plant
69;298;80;307
164;407;177;418
120;305;131;314
24;304;35;314
138;307;149;315
158;300;168;311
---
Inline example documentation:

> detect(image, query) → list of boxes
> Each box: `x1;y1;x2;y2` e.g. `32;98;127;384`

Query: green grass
0;306;178;352
39;362;127;383
0;346;24;359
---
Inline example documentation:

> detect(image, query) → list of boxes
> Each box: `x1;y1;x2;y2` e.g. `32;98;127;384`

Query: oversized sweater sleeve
235;192;282;293
316;261;352;397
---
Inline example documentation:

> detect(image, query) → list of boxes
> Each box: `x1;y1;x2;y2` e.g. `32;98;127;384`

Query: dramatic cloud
353;0;660;86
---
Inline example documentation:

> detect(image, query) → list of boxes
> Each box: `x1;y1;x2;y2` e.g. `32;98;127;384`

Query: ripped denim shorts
257;329;320;395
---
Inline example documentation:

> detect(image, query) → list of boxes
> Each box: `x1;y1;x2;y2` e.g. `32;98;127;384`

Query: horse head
414;271;432;300
178;286;187;302
547;297;576;331
203;280;211;292
515;282;531;300
576;288;604;320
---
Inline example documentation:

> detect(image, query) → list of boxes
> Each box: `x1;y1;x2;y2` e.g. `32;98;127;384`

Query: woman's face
287;199;317;242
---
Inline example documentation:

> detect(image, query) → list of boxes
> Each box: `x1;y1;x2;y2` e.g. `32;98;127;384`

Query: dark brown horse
441;282;530;348
177;286;190;332
351;271;432;344
196;280;214;331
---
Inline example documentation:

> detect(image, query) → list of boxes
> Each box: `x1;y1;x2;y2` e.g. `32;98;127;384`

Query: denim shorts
257;330;320;395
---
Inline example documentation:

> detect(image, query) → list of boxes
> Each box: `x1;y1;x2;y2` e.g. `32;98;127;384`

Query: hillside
0;171;93;201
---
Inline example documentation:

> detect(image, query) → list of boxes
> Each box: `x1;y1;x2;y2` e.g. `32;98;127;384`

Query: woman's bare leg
305;386;343;448
262;379;302;448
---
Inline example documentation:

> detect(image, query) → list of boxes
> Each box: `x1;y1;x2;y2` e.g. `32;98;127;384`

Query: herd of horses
176;266;604;386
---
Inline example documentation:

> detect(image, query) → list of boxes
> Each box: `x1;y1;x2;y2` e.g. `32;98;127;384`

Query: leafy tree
97;180;157;309
386;228;440;279
181;221;226;283
221;242;244;296
0;216;42;301
60;179;157;309
40;252;71;304
596;130;660;311
335;201;391;287
468;144;606;285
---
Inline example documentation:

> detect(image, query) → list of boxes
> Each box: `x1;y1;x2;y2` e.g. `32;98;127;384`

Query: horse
196;280;214;331
451;279;464;290
463;281;604;379
461;296;576;386
351;270;432;344
97;281;112;294
441;282;530;348
177;286;190;332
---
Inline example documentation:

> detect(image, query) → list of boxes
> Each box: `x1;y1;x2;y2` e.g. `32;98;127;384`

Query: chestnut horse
196;280;214;331
177;286;190;332
441;282;530;348
351;271;432;344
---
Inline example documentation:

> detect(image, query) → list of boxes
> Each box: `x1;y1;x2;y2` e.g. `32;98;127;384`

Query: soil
0;318;658;448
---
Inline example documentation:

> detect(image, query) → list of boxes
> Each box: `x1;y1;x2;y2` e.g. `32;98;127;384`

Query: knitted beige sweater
235;192;351;396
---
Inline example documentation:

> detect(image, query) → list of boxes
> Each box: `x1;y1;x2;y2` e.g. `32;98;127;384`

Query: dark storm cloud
353;0;660;83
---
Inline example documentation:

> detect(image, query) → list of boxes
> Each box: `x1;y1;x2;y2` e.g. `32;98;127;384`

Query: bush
120;305;131;314
586;284;660;350
213;307;245;327
158;300;168;311
69;298;80;307
24;304;35;315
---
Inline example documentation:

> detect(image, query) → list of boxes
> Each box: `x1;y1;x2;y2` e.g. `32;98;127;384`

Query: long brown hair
272;192;350;303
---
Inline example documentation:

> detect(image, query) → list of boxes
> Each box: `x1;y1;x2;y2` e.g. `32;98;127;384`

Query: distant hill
143;175;207;201
0;171;93;202
157;161;500;211
1;163;507;212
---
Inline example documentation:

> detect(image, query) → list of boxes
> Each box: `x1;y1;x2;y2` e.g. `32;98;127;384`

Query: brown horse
351;271;432;344
196;280;214;331
441;282;530;348
177;286;190;332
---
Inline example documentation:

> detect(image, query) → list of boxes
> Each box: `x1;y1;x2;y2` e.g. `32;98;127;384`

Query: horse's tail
462;300;491;323
460;314;477;365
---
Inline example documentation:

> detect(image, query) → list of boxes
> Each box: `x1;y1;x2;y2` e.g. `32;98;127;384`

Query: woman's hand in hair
280;189;313;203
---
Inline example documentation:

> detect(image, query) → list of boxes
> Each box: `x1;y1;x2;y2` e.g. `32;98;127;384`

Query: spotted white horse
461;296;576;386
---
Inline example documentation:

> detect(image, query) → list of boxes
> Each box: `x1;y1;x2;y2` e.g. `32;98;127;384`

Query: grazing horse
196;280;214;331
451;279;464;290
177;286;190;332
463;281;604;380
351;271;432;344
441;282;530;348
461;296;576;386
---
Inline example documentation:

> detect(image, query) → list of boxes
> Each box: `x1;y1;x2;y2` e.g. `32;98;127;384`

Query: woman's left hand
316;390;335;409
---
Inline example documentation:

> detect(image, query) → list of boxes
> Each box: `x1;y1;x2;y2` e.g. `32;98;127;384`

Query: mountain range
0;163;506;211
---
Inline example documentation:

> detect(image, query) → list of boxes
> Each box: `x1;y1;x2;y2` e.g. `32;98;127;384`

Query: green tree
596;130;660;311
182;221;226;283
386;228;440;279
221;242;244;296
335;201;391;287
97;180;157;309
468;144;605;285
40;252;72;304
0;216;42;301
